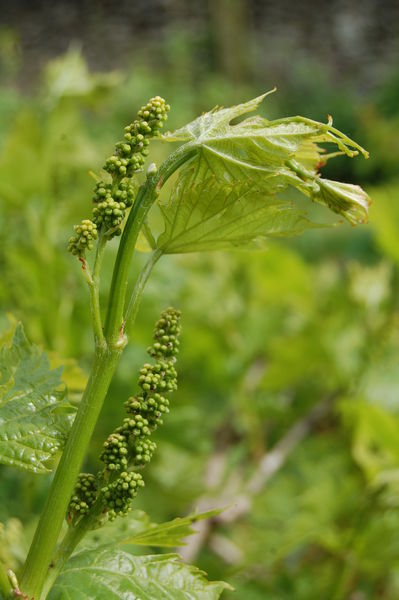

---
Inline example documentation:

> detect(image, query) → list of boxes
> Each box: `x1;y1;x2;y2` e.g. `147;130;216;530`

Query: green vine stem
39;251;163;599
20;345;121;600
19;144;195;600
88;233;107;347
104;145;195;346
40;516;94;600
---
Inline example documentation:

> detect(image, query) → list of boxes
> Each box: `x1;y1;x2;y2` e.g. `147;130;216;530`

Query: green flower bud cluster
101;471;144;521
118;414;152;438
91;179;136;239
139;362;178;393
125;308;181;430
148;308;181;360
67;219;98;257
99;432;129;472
68;96;169;255
68;473;98;522
68;308;180;526
132;437;157;465
104;97;170;177
99;308;180;517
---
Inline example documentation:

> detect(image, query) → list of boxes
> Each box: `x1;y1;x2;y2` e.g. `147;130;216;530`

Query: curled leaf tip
313;179;371;226
260;87;277;101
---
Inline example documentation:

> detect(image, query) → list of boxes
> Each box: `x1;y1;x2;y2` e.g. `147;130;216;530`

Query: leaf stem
286;158;314;181
125;249;163;333
85;234;107;347
269;115;368;158
104;145;195;347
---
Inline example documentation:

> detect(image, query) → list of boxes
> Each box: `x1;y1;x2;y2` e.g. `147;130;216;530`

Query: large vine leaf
151;93;370;254
49;548;232;600
0;323;75;473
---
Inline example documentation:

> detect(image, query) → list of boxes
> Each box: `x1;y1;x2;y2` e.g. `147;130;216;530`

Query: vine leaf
81;509;222;550
0;323;75;473
49;548;232;600
151;92;371;254
154;155;321;254
119;508;222;547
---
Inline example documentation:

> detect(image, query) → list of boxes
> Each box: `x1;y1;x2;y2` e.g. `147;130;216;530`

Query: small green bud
68;473;98;521
146;162;158;177
100;432;129;471
67;220;98;258
101;471;144;518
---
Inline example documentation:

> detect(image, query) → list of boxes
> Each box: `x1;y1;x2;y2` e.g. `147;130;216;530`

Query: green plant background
1;5;399;597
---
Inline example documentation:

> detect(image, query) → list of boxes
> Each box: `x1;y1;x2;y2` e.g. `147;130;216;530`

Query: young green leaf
119;508;222;547
49;548;232;600
0;323;75;473
80;509;221;550
151;93;370;254
313;179;371;225
163;92;368;177
162;92;274;144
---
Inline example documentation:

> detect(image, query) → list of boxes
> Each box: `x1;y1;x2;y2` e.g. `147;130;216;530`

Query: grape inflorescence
68;308;181;524
68;97;169;257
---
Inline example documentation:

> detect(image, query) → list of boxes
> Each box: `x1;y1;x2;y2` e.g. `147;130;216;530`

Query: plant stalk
20;144;195;600
38;250;164;598
40;519;93;600
19;345;121;600
20;244;169;599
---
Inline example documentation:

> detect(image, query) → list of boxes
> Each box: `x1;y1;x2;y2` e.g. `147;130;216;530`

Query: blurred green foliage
0;44;399;598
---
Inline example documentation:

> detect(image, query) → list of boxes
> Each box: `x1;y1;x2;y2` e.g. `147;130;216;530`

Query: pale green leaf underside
154;92;370;254
155;155;320;254
0;323;74;473
49;549;231;600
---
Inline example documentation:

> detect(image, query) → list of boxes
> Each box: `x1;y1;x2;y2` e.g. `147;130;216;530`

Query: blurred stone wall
0;0;398;91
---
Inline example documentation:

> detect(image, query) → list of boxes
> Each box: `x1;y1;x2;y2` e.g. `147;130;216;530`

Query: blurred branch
180;394;337;563
208;533;244;565
247;396;333;496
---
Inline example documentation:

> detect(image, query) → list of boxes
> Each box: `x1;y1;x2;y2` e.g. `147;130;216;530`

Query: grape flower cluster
68;473;98;518
68;96;170;257
68;308;181;524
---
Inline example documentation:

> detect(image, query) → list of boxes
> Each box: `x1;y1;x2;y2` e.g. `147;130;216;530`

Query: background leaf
0;323;75;473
